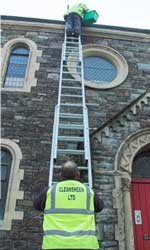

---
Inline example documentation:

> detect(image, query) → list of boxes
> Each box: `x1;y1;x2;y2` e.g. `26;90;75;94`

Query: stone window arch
0;139;24;230
1;38;42;92
114;128;150;250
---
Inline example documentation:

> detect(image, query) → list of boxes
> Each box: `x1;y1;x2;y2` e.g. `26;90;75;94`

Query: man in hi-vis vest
34;161;104;249
64;3;89;37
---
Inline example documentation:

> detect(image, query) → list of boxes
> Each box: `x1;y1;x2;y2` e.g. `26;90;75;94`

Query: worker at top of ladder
64;3;89;37
34;160;104;249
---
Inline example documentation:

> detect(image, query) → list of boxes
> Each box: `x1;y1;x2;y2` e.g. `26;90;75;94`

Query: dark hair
61;161;79;180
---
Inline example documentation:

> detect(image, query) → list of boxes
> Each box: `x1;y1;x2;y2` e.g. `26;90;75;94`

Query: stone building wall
1;16;150;250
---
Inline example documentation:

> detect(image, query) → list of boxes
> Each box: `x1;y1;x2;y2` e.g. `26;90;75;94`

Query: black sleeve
34;187;48;211
93;189;105;213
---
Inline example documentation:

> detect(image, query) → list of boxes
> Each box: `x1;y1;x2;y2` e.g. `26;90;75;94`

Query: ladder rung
54;165;87;170
66;41;79;44
65;52;79;55
66;47;79;50
65;59;81;62
63;65;81;69
57;149;84;155
62;78;81;82
59;113;83;119
62;86;82;90
66;36;79;40
58;136;84;142
61;94;82;98
66;37;79;41
59;124;83;129
61;103;83;107
62;72;81;75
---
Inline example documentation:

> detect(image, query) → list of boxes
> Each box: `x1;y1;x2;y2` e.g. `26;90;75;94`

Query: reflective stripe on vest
44;208;94;214
44;229;96;236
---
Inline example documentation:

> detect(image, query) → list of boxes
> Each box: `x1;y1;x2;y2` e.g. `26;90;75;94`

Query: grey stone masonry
1;16;150;250
137;63;150;72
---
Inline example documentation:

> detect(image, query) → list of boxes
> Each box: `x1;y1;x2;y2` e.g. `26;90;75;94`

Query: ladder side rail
83;107;88;161
79;36;92;187
79;38;86;109
48;105;59;187
83;104;93;186
79;37;88;161
53;43;65;157
79;38;86;108
63;4;69;62
63;29;67;61
53;105;59;159
85;107;93;187
48;43;65;187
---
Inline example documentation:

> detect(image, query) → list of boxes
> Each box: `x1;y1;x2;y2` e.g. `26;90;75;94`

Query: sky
1;0;150;30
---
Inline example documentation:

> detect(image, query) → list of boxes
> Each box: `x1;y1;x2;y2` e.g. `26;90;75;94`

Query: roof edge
1;15;150;34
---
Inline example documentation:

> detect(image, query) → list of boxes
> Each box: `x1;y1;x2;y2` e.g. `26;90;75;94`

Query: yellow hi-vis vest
64;3;88;19
42;180;99;249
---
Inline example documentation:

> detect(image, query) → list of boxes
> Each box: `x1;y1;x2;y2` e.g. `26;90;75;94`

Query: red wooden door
131;179;150;250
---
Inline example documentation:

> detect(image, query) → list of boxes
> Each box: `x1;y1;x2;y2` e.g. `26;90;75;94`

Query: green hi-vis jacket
64;3;88;20
42;180;99;249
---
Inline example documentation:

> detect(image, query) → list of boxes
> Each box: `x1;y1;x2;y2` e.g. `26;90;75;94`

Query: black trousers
65;13;81;35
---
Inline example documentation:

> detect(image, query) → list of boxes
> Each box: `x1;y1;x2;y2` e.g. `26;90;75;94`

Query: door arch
114;128;150;250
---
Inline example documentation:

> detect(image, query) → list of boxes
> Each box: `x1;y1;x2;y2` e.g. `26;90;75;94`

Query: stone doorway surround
113;128;150;250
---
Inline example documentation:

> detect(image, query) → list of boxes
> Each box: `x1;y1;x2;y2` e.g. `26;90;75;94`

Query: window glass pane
7;61;27;77
0;149;12;162
4;77;24;88
1;182;9;198
1;165;7;181
3;46;29;88
10;55;28;64
0;149;12;219
0;201;5;220
12;47;29;55
82;56;117;83
132;145;150;178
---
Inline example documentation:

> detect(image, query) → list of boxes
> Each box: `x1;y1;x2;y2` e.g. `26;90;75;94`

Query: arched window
1;38;42;92
132;144;150;179
0;148;12;220
3;46;29;88
0;139;24;230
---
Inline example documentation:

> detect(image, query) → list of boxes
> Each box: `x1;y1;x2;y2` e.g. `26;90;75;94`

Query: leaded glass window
132;145;150;178
83;56;117;83
4;46;29;88
0;149;12;219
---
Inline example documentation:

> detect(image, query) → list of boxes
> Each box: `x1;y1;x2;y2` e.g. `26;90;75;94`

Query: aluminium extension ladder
48;31;92;187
